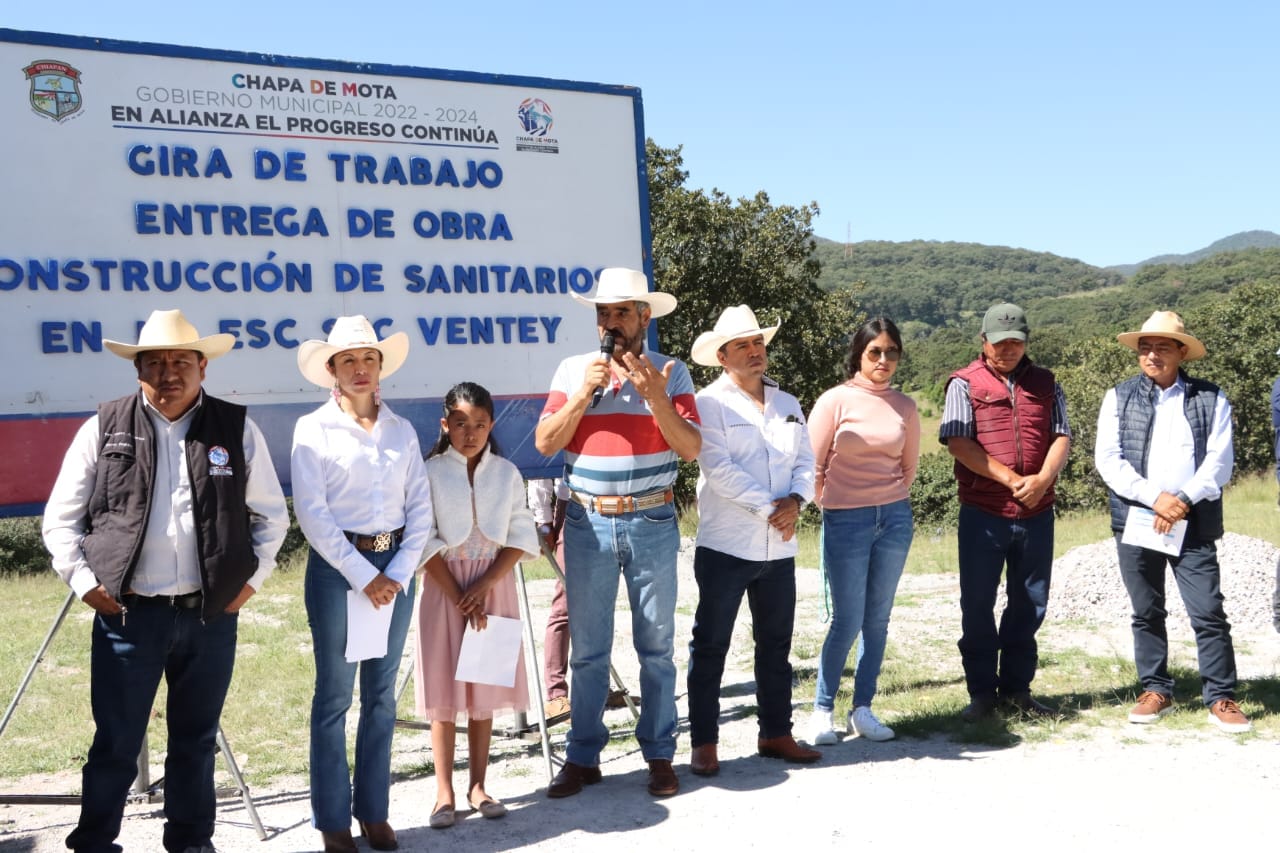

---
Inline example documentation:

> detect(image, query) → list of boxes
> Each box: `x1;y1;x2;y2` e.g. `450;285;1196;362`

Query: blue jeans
687;547;797;745
1116;536;1238;705
956;503;1053;698
562;499;679;765
814;500;914;712
69;604;238;853
305;547;415;832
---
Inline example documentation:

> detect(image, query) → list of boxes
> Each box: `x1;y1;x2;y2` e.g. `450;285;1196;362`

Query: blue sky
5;0;1277;267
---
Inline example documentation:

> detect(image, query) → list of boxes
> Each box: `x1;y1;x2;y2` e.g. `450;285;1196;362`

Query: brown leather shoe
358;820;398;851
689;743;719;777
646;759;679;796
547;761;603;798
757;735;821;764
320;829;358;853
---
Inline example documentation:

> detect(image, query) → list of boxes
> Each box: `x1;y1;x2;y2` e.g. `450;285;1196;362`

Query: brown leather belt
570;489;674;516
345;526;406;552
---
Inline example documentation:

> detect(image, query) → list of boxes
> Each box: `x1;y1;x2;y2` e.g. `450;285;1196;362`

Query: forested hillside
1106;229;1280;276
813;238;1124;327
812;238;1280;403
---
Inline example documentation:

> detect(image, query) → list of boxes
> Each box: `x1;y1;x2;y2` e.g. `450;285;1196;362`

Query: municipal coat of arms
24;60;82;122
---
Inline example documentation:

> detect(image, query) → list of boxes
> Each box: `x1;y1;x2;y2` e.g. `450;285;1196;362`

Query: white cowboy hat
1116;310;1206;361
691;305;781;366
571;267;677;318
297;315;411;387
103;309;235;360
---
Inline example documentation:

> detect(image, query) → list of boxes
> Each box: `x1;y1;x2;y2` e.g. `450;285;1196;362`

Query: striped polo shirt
541;348;700;497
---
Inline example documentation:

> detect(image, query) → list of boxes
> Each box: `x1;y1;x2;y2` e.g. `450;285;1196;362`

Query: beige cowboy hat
103;309;235;360
297;315;410;387
691;305;781;366
1116;310;1206;361
571;267;678;318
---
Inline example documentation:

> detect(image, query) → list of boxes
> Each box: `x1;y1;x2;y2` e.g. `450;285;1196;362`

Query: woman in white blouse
290;316;434;853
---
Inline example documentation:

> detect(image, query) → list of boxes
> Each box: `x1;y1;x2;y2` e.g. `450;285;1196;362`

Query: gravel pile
1048;532;1280;633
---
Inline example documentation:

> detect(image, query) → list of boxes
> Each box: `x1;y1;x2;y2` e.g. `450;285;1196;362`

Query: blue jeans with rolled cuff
305;546;415;832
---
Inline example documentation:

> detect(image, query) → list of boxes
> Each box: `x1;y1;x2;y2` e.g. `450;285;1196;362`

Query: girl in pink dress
414;382;539;828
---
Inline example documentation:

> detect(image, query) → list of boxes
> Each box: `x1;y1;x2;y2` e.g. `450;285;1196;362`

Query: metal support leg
0;590;75;739
514;563;556;783
217;726;267;841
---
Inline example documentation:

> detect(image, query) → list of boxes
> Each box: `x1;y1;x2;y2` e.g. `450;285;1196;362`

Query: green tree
646;140;859;505
1185;279;1280;476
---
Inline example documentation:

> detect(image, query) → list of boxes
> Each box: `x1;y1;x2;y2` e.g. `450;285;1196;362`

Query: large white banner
0;29;651;511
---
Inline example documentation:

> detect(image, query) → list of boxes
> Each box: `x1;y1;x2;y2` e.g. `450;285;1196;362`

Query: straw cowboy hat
691;305;781;367
103;309;235;360
571;267;677;318
1116;310;1206;361
297;315;410;387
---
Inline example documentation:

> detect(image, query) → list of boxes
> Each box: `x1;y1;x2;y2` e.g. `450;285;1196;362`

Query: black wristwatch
789;493;806;511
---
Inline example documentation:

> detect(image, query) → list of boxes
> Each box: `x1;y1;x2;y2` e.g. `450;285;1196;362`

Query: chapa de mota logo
517;97;553;136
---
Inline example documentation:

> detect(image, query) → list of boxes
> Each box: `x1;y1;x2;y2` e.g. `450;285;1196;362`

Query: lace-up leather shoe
757;735;821;764
547;761;602;798
1208;698;1251;733
1128;690;1174;724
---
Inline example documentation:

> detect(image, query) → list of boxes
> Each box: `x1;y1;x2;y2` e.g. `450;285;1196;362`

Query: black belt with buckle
124;591;203;610
345;526;406;552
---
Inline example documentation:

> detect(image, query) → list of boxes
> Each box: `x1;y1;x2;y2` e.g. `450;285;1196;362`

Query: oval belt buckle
372;531;393;552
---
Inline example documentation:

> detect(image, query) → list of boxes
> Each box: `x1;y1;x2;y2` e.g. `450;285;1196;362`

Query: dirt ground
5;540;1280;852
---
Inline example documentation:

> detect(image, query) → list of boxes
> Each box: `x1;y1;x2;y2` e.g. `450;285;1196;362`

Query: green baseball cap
982;303;1029;343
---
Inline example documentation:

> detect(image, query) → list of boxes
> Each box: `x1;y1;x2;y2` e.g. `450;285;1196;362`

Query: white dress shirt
1094;376;1234;507
290;398;433;592
526;477;570;526
694;373;816;562
43;392;290;600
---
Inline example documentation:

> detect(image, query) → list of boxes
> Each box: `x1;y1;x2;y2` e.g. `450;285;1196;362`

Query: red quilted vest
949;357;1057;518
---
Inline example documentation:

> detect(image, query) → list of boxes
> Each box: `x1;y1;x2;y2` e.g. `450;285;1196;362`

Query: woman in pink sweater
807;317;920;745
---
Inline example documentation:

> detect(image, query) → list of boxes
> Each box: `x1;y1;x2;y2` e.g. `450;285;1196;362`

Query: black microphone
590;331;616;408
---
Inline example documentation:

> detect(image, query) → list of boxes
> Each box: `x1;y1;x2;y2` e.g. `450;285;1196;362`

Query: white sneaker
808;710;837;746
849;706;895;741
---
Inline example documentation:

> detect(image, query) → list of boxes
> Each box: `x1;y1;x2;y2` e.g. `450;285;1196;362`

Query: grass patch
1223;471;1280;544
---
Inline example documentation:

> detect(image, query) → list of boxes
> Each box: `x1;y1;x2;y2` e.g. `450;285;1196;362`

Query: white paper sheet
454;615;523;687
1120;505;1187;557
345;590;394;662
